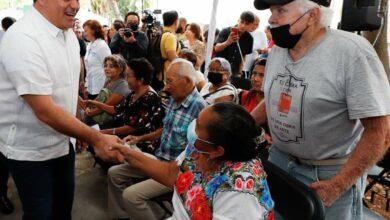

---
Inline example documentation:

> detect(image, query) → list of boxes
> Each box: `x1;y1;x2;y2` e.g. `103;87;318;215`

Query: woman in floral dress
111;102;274;219
87;58;165;154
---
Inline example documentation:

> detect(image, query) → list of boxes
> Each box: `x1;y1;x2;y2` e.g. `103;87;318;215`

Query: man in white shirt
0;0;122;219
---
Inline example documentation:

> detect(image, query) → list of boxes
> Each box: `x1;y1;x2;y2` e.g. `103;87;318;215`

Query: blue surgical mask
185;119;215;157
187;119;197;149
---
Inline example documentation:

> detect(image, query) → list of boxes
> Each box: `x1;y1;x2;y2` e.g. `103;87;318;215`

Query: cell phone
231;27;238;37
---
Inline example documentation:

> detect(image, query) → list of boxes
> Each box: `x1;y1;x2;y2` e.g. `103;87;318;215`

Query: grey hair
294;0;333;27
209;57;232;77
169;58;196;85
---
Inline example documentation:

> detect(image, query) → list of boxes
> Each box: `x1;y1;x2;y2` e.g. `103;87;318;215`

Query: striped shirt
156;89;207;161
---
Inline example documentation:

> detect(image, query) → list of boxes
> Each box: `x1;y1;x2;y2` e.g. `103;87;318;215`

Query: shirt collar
173;88;198;109
163;26;176;33
30;6;66;39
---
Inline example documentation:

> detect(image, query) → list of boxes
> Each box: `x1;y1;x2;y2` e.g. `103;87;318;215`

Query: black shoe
0;195;14;215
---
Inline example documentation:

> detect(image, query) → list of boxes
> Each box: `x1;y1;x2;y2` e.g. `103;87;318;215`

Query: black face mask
208;72;224;85
127;23;139;31
270;10;310;49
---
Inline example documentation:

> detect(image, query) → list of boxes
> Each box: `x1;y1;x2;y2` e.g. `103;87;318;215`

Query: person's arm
310;116;390;207
22;95;123;161
123;128;163;144
109;32;124;54
164;33;178;61
85;93;123;117
214;29;237;53
101;125;135;136
87;99;116;115
250;100;267;125
110;143;179;187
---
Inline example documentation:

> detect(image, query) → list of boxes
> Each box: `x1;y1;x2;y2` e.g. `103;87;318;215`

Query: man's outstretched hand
91;134;124;163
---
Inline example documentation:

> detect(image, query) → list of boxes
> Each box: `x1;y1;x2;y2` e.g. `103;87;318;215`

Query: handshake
87;132;144;163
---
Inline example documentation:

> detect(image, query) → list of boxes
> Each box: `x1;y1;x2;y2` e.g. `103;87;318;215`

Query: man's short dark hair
2;17;16;31
163;11;178;27
240;11;255;24
33;0;37;3
125;12;140;24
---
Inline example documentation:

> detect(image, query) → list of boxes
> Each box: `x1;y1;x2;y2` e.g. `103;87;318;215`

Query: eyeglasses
164;78;181;85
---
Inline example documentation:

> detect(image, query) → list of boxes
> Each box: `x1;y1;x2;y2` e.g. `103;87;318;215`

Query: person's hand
92;134;124;163
85;108;94;117
124;35;137;44
226;31;239;45
76;139;88;153
86;100;99;107
264;133;273;146
78;97;87;110
110;143;134;164
309;178;345;207
123;135;142;145
118;28;125;38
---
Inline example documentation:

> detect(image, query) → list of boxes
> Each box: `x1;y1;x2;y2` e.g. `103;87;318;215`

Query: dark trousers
7;145;75;220
0;153;9;196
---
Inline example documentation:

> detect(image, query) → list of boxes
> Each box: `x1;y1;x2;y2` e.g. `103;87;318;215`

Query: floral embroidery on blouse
175;150;274;220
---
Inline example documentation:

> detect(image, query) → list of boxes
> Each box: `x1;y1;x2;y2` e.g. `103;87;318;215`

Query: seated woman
239;58;266;112
83;55;130;129
111;102;274;220
87;58;165;154
200;58;237;105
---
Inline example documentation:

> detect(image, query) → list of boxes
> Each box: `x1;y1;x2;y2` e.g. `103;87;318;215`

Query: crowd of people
0;0;389;219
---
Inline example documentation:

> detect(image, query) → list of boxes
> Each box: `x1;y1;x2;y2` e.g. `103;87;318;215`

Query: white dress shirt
0;7;80;161
84;39;111;95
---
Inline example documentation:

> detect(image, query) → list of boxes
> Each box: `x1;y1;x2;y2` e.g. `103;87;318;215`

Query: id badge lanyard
278;65;293;114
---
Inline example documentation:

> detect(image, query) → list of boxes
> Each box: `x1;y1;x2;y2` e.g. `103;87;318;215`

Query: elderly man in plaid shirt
107;58;207;220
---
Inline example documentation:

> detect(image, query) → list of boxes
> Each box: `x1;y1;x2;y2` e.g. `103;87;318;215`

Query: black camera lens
124;28;132;37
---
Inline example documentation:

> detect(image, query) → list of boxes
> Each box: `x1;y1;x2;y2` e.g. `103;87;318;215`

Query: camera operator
109;12;148;62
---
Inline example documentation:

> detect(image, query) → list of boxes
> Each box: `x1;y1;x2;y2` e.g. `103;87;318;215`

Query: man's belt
289;154;349;166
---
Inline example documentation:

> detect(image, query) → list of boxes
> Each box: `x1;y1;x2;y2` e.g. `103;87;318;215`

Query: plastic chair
261;159;325;220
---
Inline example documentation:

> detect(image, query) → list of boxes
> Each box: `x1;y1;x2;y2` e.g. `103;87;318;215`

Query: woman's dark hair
179;49;197;68
113;20;125;31
207;102;258;162
104;55;127;78
83;20;105;40
163;11;179;27
250;58;267;74
187;23;203;41
127;58;154;85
